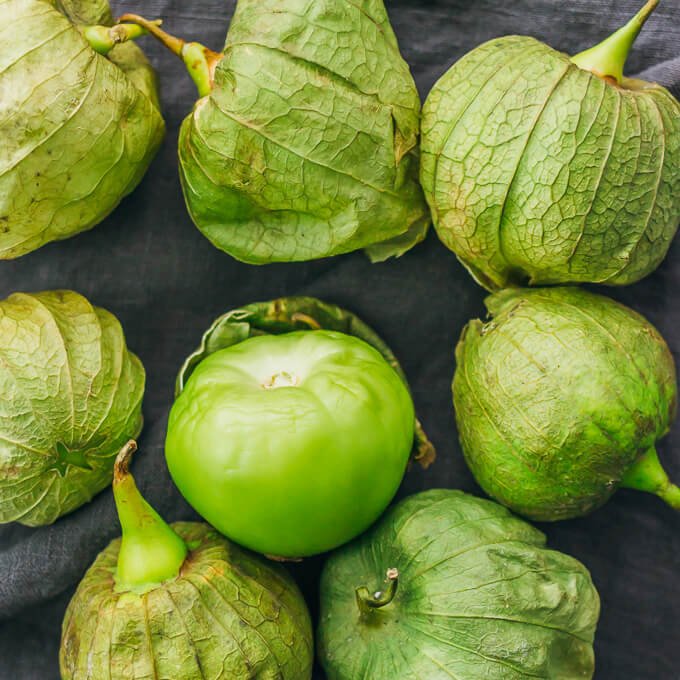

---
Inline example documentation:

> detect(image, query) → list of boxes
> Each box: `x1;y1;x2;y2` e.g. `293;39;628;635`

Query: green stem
620;445;680;510
113;441;188;591
117;14;222;97
571;0;659;84
82;21;160;55
356;568;399;616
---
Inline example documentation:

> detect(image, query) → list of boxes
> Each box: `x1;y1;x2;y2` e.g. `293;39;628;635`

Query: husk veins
60;522;314;679
0;290;145;525
318;489;600;680
0;0;165;258
143;0;431;262
421;26;680;288
453;286;678;519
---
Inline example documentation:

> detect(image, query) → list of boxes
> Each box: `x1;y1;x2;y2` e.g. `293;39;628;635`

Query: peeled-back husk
175;296;434;468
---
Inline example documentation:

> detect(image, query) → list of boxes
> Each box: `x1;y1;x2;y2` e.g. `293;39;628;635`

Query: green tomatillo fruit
454;286;680;520
0;0;165;259
60;441;314;680
0;290;144;526
116;0;430;263
166;297;434;559
318;489;600;680
421;1;680;289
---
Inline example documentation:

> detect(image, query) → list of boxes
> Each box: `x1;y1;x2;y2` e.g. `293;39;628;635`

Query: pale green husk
60;522;314;679
0;290;145;525
421;35;680;288
453;286;677;519
319;489;600;679
0;0;164;259
178;0;430;263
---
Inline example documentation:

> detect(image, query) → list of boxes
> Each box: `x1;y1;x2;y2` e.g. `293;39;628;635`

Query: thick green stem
571;0;660;84
113;441;188;591
356;568;399;616
117;14;222;97
620;445;680;511
82;21;159;55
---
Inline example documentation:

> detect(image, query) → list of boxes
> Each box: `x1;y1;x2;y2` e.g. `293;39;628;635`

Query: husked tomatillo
166;296;434;558
167;331;414;557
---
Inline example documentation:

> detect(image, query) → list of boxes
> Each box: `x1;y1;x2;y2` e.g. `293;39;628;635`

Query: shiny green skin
421;35;680;289
319;489;600;680
174;296;434;466
60;522;314;680
178;0;430;263
0;290;145;525
0;0;164;259
166;330;415;557
454;287;677;520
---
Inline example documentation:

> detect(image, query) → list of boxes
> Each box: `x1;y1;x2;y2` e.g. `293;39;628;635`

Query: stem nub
82;21;160;55
620;445;680;511
356;568;399;615
113;441;188;591
414;419;436;469
571;0;660;84
117;14;222;97
113;439;136;480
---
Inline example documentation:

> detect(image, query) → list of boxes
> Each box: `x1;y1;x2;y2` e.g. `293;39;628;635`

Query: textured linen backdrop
1;1;679;677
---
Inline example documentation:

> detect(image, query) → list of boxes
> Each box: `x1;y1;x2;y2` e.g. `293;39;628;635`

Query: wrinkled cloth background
1;1;679;677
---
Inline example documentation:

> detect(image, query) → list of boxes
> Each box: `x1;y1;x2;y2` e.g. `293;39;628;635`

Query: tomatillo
166;330;415;558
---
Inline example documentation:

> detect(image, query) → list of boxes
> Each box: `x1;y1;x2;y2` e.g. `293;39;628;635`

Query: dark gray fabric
1;0;679;677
